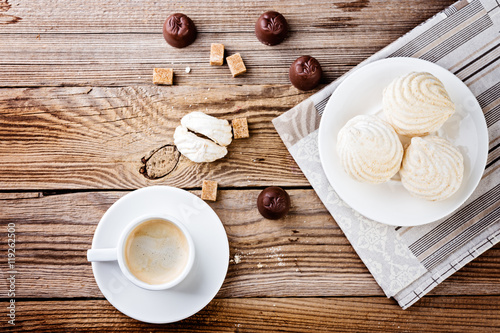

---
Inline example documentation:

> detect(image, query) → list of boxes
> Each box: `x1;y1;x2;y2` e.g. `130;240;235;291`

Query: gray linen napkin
273;0;500;309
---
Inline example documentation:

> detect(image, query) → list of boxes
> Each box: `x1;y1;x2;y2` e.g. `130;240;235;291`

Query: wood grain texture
0;190;499;299
2;296;500;332
0;85;311;189
0;32;390;87
1;0;455;33
2;0;496;331
0;0;455;87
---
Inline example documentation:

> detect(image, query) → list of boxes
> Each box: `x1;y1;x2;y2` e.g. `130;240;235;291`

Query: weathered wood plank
0;190;499;298
0;0;454;33
0;85;311;189
2;296;500;332
2;0;491;331
0;0;455;87
0;32;389;87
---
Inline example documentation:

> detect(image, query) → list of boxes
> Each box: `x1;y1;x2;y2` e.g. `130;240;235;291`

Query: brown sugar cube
153;68;173;85
210;43;225;66
232;118;249;139
226;53;246;77
201;180;218;201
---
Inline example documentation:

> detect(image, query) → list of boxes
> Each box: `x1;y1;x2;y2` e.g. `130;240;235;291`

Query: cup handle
87;248;118;262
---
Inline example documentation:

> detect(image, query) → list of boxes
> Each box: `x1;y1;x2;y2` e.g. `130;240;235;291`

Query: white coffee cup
87;214;195;291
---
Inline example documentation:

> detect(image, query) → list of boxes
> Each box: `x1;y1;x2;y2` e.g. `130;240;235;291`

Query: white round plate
90;186;229;323
318;57;488;226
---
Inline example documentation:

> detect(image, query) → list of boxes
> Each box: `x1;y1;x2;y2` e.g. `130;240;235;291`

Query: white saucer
318;57;489;226
90;186;229;323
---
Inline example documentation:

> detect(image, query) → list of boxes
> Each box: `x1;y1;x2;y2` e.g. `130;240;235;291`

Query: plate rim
318;57;489;226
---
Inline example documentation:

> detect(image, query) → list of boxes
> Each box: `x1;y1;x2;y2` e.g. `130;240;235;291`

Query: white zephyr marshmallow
383;72;455;136
174;125;228;163
181;111;233;146
400;136;464;201
337;115;403;184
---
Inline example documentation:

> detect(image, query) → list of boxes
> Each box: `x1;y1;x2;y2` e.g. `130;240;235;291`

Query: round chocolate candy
289;56;323;91
257;187;290;220
255;11;288;46
163;13;197;48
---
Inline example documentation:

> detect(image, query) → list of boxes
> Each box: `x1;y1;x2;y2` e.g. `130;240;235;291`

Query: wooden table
1;0;499;331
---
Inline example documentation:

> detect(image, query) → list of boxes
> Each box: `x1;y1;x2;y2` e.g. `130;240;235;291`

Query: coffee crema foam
124;219;189;285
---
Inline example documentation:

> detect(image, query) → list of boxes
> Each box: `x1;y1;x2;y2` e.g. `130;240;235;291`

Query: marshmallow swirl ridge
400;136;464;201
337;115;403;184
383;72;455;136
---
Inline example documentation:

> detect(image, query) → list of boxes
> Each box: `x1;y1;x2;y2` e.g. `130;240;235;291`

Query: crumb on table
234;254;241;264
